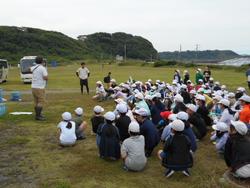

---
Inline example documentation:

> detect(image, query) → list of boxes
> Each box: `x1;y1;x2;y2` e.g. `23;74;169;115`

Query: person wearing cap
210;122;229;153
196;94;212;127
90;106;105;135
183;70;190;85
72;107;87;140
134;108;160;157
150;94;165;126
195;68;203;85
211;95;223;116
92;81;107;101
57;112;77;146
180;85;191;104
186;104;207;140
158;120;193;177
134;93;151;116
172;94;187;114
173;70;181;84
217;99;235;126
239;95;250;125
115;103;131;142
213;82;221;91
76;62;90;95
189;90;197;105
30;56;48;121
161;113;177;142
227;92;236;107
97;111;120;160
195;79;203;91
121;122;147;172
224;121;250;178
177;112;197;152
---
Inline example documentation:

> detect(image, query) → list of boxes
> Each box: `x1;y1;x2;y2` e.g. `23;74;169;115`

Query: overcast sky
1;0;250;54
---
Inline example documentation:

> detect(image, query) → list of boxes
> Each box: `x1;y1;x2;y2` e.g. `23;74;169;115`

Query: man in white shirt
76;62;90;94
30;56;48;120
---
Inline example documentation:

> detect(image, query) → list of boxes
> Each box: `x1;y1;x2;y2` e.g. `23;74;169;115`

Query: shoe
165;169;175;178
35;107;45;121
182;169;190;177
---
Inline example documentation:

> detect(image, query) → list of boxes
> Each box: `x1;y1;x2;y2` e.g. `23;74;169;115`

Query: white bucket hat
230;121;248;135
171;120;185;132
218;99;230;107
212;122;228;132
116;103;128;113
134;108;148;117
128;121;140;133
93;105;104;113
177;111;189;121
186;104;197;112
104;111;116;121
74;107;83;115
62;112;72;121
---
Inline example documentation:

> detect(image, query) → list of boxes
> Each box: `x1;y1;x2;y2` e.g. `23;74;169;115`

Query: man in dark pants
76;62;90;94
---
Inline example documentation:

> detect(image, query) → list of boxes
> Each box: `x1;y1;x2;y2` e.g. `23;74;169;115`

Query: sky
1;0;250;54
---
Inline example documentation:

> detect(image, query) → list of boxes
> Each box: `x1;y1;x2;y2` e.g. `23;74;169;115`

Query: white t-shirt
57;121;76;144
31;65;48;89
76;67;90;80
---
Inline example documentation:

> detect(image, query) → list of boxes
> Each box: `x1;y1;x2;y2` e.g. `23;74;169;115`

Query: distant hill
80;32;158;60
0;26;91;62
158;50;241;61
0;26;158;62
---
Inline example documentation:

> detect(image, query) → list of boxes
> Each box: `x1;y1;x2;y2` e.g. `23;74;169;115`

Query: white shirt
31;65;48;89
96;85;106;95
219;108;234;126
57;121;76;144
77;67;90;80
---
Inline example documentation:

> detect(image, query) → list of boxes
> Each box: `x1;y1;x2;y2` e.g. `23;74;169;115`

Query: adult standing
203;66;211;83
76;62;90;95
103;72;112;89
246;65;250;89
30;56;48;121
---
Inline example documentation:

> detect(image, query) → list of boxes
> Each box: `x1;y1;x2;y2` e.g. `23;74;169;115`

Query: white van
19;56;37;83
0;59;9;83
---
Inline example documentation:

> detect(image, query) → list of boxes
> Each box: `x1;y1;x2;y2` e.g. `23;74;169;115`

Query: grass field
0;63;248;188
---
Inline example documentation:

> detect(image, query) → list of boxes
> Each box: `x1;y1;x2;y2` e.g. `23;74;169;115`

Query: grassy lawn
0;63;248;188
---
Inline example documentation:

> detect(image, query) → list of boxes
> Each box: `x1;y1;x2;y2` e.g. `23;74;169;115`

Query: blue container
0;103;6;116
51;61;57;67
0;89;3;103
11;91;21;101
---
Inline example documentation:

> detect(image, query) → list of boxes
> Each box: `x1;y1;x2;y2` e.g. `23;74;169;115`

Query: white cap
181;84;187;89
114;98;125;104
230;121;248;135
110;79;116;83
134;108;148;117
114;86;121;91
237;87;246;92
239;95;250;103
74;107;83;115
93;105;104;113
212;122;228;132
168;114;177;121
156;79;161;83
215;81;220;85
128;121;140;133
174;94;184;103
145;95;153;100
171;120;185;132
122;84;130;90
186;104;197;112
177;111;189;121
62;112;72;121
151;86;157;90
104;111;116;121
153;93;162;98
148;79;152;82
172;80;177;85
198;79;203;83
213;95;222;101
116;103;128;113
135;93;144;100
221;85;226;89
228;92;235;98
209;77;214;81
218;99;230;107
187;80;192;83
190;90;196;94
96;81;102;85
196;94;206;101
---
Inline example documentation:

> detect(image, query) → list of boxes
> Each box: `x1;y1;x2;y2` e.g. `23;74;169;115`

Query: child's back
91;115;105;134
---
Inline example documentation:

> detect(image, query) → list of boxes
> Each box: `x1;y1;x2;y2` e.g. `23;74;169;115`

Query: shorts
32;88;45;107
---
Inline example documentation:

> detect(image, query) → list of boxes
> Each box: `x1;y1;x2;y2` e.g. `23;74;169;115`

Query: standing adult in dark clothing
183;70;190;85
115;103;131;142
173;70;182;84
186;104;207;140
134;108;160;157
196;94;212;127
76;62;90;94
97;112;120;160
103;72;111;89
224;121;250;178
203;66;211;83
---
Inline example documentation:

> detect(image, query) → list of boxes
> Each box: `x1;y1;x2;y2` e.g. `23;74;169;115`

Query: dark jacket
197;105;212;126
91;115;105;133
224;133;250;172
183;121;197;152
173;102;187;114
140;119;160;151
162;132;193;169
150;101;165;125
115;114;131;142
180;90;191;104
189;112;207;139
98;123;120;159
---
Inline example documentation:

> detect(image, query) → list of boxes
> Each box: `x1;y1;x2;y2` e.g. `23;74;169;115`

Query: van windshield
20;59;36;74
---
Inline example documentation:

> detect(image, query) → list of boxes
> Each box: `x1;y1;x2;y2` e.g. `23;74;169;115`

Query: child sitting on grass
91;105;105;135
72;107;87;140
57;112;76;146
158;120;193;178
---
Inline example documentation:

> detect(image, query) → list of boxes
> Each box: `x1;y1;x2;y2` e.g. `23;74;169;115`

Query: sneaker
165;169;175;178
182;169;190;177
